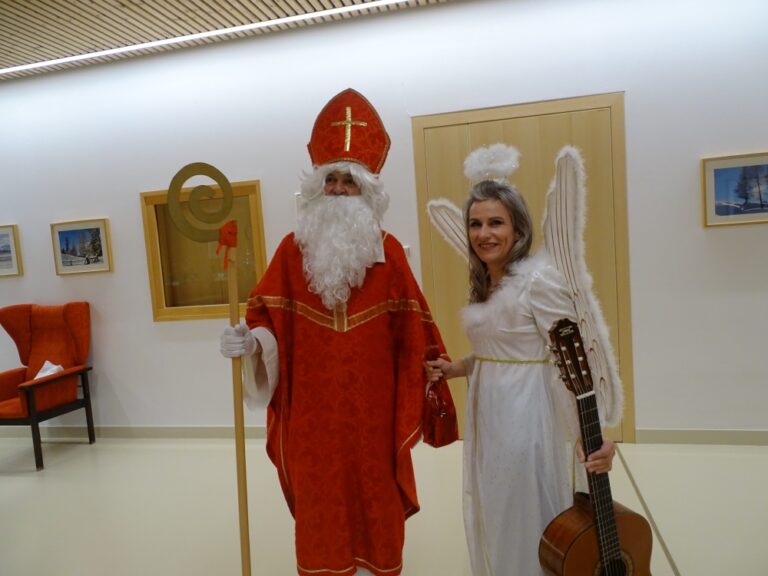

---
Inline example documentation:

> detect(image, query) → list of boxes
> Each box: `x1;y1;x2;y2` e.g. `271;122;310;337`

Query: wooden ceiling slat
232;0;274;24
226;0;257;21
29;0;140;51
109;1;184;41
307;0;327;12
193;3;247;37
253;7;290;31
258;1;304;32
0;36;49;60
0;2;92;56
247;1;281;21
0;20;68;61
0;0;447;81
294;0;319;15
165;0;219;34
88;0;175;43
316;0;343;21
191;0;236;30
278;0;305;16
208;0;251;26
0;17;90;63
162;1;207;34
269;1;294;19
346;0;371;19
295;0;318;14
63;1;140;43
143;1;202;37
196;0;253;40
216;0;247;22
193;1;251;40
0;46;45;68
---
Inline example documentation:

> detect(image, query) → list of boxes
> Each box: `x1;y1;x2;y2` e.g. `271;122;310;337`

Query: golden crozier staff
167;162;252;576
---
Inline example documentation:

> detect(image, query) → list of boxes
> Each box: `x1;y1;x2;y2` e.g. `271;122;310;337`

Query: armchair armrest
0;367;27;400
18;365;93;391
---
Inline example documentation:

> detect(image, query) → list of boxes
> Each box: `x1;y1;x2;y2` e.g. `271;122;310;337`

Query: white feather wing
542;146;624;426
427;198;468;261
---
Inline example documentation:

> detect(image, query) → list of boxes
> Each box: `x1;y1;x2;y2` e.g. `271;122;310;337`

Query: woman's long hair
465;180;533;303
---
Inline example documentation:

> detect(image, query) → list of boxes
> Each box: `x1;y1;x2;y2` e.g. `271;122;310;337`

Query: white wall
1;0;766;433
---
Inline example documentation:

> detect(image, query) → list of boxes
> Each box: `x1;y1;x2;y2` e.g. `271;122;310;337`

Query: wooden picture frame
702;152;768;226
140;180;267;321
51;218;113;274
0;224;23;277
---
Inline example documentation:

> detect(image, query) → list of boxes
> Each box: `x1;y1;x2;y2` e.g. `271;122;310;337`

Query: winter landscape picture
0;231;12;270
704;154;768;226
51;219;112;274
0;225;21;276
714;164;768;217
56;227;103;266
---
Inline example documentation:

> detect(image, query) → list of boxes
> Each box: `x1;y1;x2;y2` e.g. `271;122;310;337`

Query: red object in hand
422;350;459;448
216;220;238;269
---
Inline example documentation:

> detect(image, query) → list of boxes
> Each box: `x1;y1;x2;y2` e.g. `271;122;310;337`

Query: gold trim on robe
247;295;435;333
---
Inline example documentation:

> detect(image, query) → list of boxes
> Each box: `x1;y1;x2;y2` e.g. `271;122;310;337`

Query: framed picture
0;224;23;277
51;218;113;275
702;152;768;226
140;180;266;321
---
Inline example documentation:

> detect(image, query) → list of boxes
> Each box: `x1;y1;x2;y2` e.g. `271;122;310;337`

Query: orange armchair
0;302;95;469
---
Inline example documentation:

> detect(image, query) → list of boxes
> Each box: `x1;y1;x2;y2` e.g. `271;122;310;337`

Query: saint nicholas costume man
224;89;450;576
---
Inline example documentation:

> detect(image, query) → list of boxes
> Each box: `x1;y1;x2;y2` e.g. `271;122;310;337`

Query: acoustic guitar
539;318;653;576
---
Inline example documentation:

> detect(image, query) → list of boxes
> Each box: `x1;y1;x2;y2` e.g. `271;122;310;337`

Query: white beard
295;195;382;310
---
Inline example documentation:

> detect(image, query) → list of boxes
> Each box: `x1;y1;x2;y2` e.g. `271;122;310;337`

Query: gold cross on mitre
330;106;368;152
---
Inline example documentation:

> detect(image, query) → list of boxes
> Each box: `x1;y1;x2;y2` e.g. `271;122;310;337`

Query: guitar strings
568;340;624;575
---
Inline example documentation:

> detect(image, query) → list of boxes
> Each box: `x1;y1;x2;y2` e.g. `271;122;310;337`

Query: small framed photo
51;218;113;275
0;224;23;277
702;152;768;227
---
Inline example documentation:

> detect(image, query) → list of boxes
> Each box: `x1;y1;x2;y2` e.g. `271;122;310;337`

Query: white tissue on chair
35;360;64;379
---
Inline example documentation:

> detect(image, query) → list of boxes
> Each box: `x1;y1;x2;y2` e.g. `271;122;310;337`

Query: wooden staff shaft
227;245;252;576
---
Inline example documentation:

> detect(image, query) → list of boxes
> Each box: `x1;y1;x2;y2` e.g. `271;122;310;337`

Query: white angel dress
461;250;582;576
428;144;624;576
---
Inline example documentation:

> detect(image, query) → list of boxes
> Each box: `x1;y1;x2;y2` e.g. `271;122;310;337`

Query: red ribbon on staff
216;220;238;268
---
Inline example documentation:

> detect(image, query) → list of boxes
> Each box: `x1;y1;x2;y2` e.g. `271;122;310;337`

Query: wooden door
412;93;634;441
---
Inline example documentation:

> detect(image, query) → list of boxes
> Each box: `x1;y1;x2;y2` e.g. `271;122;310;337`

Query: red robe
246;232;446;576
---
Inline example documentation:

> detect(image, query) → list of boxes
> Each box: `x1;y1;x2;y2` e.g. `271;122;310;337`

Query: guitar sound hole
593;551;632;576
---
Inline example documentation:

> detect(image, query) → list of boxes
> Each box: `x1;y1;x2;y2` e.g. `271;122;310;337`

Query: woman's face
468;199;519;274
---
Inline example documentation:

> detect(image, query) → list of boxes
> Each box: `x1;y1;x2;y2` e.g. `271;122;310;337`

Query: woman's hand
425;358;465;382
576;438;617;474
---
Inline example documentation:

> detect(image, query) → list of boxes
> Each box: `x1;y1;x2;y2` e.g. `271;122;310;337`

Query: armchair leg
27;392;44;470
81;371;96;444
31;421;44;470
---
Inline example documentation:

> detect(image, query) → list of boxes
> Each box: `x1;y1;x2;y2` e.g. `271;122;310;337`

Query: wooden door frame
411;92;636;442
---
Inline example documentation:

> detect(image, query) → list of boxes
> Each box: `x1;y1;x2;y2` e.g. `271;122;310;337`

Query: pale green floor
0;437;765;575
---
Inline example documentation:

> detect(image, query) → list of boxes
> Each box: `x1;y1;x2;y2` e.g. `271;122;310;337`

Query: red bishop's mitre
307;88;391;174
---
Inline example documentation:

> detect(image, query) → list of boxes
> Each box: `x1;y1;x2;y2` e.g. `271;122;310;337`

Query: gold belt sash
476;356;548;364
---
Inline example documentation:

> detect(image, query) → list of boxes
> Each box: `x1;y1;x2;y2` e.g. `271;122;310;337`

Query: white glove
220;324;260;359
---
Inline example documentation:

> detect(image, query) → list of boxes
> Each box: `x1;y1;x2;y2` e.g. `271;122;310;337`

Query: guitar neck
576;392;622;565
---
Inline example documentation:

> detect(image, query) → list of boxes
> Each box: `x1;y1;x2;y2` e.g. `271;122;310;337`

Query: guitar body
539;492;653;576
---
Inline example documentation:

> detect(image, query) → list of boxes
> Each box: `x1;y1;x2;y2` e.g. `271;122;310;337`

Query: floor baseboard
0;425;268;439
636;428;768;446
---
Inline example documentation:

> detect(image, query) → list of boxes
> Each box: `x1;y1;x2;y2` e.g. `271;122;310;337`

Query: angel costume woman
426;144;621;576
